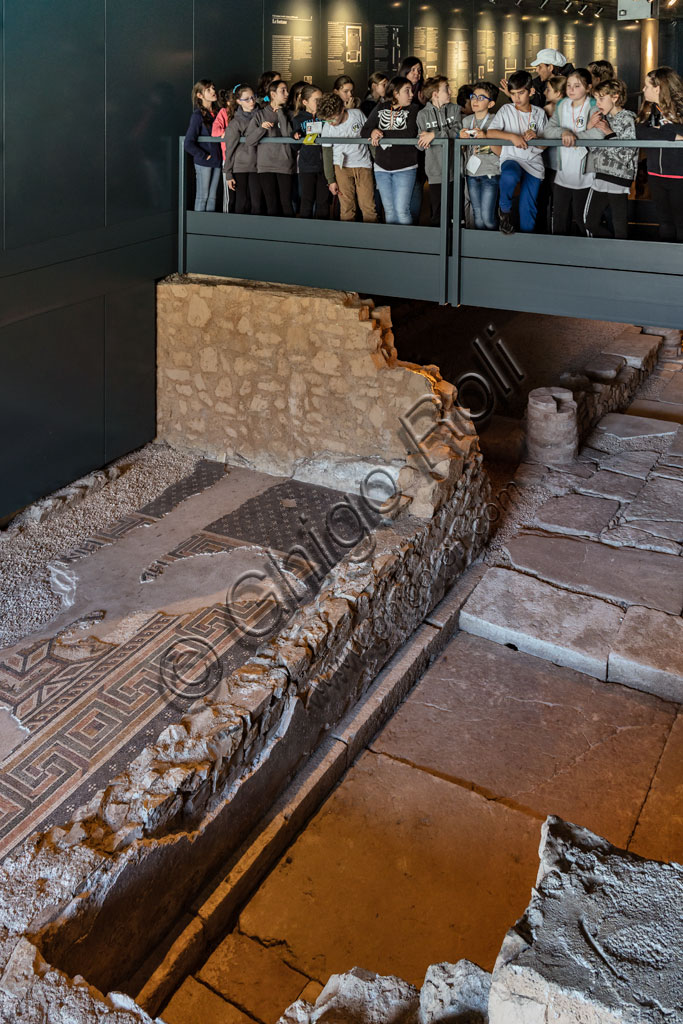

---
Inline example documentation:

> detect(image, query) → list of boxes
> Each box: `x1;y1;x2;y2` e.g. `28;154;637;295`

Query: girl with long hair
361;72;388;116
223;84;262;215
184;79;221;211
636;66;683;242
245;79;296;216
398;56;425;106
292;85;328;219
361;75;420;224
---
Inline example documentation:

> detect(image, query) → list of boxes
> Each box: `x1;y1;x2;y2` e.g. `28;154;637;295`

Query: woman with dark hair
636;66;683;242
398;57;426;221
398;56;425;106
184;79;221;211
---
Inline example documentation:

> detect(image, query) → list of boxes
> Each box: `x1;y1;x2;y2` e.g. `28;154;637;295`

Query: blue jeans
467;175;500;230
194;163;220;212
498;160;542;233
375;167;418;225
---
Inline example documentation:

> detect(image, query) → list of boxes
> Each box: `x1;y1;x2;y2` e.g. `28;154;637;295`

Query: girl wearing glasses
223;85;262;215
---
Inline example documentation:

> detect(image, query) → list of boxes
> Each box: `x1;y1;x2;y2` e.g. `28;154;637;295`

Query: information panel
265;0;318;84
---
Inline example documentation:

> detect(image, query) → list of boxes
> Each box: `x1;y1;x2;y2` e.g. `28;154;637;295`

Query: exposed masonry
0;455;491;1023
157;276;469;516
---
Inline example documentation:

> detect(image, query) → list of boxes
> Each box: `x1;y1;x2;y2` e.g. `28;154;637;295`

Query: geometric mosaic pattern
0;470;373;860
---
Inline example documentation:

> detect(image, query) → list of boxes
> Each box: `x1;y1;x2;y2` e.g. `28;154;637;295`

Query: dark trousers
299;171;330;219
552;184;590;236
259;172;293;216
429;183;441;227
584;189;628;239
233;172;262;215
648;174;683;242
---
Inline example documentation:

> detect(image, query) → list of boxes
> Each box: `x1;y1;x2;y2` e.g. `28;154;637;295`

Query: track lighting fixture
539;0;550;8
595;5;603;14
578;3;588;12
562;1;572;11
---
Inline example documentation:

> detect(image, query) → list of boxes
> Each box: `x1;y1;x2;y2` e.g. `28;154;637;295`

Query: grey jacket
245;106;296;174
223;109;258;176
461;113;500;177
417;102;462;182
586;109;638;187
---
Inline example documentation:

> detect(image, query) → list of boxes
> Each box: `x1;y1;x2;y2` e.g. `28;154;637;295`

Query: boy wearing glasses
417;76;463;226
459;81;501;230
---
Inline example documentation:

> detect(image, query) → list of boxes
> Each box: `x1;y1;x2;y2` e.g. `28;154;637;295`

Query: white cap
530;48;567;68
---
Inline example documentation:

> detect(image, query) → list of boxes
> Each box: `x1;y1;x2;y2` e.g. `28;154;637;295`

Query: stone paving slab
652;464;683;483
577;449;660;478
608;605;683;703
629;713;683;864
669;428;683;457
659;373;683;405
627;398;683;424
198;932;310;1024
505;533;683;614
599;526;682;556
601;332;661;369
619;518;683;544
459;568;623;678
163;977;251;1024
621;475;683;525
587;413;678;454
531;494;619;539
371;634;675;849
574;469;644;502
239;750;541;984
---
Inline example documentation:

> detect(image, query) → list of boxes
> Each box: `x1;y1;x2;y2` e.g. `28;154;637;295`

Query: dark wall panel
194;0;264;91
0;300;105;515
5;0;105;249
106;0;192;224
104;284;157;463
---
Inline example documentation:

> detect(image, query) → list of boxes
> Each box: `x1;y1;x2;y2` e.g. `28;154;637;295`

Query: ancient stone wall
157;276;464;512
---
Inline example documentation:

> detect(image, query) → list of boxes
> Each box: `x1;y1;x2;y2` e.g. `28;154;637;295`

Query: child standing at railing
417;76;463;227
292;85;329;219
223;85;261;215
458;81;501;231
486;70;549;234
184;80;221;212
542;68;602;235
636;67;683;243
584;79;637;239
245;79;297;216
361;77;421;225
544;77;566;119
361;73;388;117
318;92;378;222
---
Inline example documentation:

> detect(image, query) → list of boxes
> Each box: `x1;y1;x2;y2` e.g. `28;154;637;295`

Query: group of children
184;59;683;241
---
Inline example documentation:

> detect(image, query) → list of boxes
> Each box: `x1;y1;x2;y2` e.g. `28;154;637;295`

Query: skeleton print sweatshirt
360;102;420;172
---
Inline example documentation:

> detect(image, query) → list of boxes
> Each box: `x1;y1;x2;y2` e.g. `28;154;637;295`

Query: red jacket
212;107;231;162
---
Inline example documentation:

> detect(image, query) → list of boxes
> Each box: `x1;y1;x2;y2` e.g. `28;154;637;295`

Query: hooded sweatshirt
461;111;500;178
416;102;463;182
586;108;638;189
245;105;296;174
543;96;602;188
223;108;258;177
360;102;420;172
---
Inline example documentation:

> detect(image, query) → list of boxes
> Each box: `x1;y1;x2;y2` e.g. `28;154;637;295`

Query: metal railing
179;134;683;327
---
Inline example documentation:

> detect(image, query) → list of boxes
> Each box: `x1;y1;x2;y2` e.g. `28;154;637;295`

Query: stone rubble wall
0;455;491;1023
157;276;466;515
558;329;662;442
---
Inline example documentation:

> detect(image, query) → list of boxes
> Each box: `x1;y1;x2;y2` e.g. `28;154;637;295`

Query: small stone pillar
642;326;682;361
526;387;579;467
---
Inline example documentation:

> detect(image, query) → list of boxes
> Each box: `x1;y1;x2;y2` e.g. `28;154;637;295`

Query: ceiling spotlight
595;4;603;13
667;0;677;7
515;0;523;6
540;0;550;7
562;1;572;10
578;3;588;12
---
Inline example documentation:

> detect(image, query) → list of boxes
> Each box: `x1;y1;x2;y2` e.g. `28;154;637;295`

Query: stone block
659;373;683;405
599;526;682;556
629;713;683;864
591;449;659;479
532;494;619;539
601;332;661;369
459;568;623;679
583;353;625;382
311;967;419;1024
652;463;683;482
505;533;683;615
627;398;683;424
488;816;683;1024
608;605;683;702
587;413;678;454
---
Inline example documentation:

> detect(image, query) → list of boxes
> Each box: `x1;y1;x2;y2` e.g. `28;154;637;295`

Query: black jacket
184;109;221;167
636;107;683;177
360;102;420;171
291;111;323;173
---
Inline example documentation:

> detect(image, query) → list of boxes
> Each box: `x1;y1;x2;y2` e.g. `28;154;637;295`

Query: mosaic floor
0;463;377;859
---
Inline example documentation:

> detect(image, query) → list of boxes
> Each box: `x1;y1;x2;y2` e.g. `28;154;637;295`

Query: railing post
178;136;186;275
449;141;462;307
438;139;449;305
